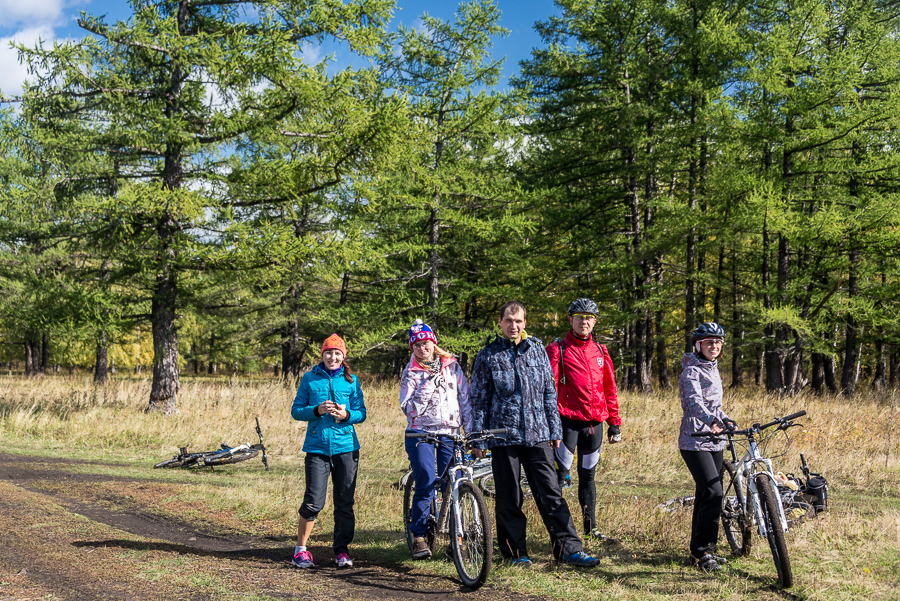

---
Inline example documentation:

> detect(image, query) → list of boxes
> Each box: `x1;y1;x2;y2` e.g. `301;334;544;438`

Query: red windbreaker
545;331;621;426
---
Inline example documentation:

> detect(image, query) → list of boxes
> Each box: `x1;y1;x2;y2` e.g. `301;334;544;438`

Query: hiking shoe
334;553;353;568
412;537;432;560
696;554;721;572
508;556;533;568
291;550;314;568
560;551;600;567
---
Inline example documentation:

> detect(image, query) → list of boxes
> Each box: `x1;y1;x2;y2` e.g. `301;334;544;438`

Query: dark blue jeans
404;429;454;537
299;450;359;555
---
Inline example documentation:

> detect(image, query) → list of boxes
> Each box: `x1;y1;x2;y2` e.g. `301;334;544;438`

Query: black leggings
554;416;603;534
680;449;724;559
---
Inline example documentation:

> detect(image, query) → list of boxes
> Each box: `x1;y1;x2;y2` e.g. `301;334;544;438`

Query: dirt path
0;454;543;601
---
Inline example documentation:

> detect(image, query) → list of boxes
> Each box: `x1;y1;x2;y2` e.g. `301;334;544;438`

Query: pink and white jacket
400;355;472;435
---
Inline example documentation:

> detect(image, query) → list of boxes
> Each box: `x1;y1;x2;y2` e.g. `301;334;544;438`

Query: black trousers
680;449;724;559
491;443;583;560
299;450;359;555
555;416;604;533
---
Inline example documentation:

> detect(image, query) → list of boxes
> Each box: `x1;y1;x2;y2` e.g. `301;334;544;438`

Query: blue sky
0;0;561;96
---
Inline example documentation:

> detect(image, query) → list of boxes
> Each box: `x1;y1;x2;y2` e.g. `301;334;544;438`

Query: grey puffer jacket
469;333;562;448
678;352;730;451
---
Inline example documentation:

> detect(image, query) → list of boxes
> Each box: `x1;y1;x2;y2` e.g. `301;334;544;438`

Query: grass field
1;373;898;600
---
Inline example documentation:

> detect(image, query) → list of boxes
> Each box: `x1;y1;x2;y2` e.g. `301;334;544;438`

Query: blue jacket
291;364;366;456
469;333;562;448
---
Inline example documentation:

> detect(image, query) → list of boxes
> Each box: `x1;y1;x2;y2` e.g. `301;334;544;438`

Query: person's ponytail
342;359;354;383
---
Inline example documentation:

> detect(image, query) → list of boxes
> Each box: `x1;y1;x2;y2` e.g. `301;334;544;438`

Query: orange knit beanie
321;333;347;356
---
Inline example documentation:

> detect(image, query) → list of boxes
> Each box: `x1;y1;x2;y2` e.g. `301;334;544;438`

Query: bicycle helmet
568;298;599;316
691;322;726;343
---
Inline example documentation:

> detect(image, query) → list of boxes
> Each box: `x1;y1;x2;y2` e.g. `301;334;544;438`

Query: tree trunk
873;339;887;390
94;333;108;384
730;246;744;388
147;0;186;414
40;332;49;375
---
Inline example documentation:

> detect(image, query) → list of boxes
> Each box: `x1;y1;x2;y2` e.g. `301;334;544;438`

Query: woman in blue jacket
291;333;366;569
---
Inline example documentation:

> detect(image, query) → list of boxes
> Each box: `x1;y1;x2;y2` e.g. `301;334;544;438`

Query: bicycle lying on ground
694;410;806;588
154;417;269;471
403;428;507;589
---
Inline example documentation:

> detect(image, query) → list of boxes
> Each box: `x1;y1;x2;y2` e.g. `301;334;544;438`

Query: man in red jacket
546;298;622;541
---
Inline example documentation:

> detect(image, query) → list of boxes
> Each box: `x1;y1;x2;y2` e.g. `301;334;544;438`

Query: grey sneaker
291;550;314;568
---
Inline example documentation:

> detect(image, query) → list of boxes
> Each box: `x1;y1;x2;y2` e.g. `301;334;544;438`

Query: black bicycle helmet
568;298;599;316
691;322;726;342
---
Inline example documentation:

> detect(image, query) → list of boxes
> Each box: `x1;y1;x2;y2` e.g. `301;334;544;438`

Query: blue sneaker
508;556;533;568
560;551;600;567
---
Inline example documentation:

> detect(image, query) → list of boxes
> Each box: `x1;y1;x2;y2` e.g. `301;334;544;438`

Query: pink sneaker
334;552;353;568
292;550;314;568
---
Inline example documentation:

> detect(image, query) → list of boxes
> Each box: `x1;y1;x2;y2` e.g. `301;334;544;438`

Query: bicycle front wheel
756;474;793;588
450;481;492;589
203;448;259;466
721;460;751;556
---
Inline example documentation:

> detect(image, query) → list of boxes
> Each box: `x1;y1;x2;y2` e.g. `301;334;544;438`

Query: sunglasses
571;313;597;320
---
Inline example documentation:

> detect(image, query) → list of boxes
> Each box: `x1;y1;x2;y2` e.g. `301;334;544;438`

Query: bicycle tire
720;460;752;556
450;481;492;589
403;474;438;555
203;448;259;466
477;473;496;498
756;474;793;588
478;471;532;499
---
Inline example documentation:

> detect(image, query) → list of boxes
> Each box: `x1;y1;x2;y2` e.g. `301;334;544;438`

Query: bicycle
694;409;806;588
402;428;507;589
154;417;269;471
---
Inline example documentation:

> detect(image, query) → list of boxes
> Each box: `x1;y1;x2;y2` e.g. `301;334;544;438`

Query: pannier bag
804;476;828;512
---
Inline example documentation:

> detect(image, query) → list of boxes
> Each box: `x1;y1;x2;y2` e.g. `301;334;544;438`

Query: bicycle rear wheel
403;474;437;555
756;474;793;588
721;460;752;556
203;448;259;466
478;470;532;498
450;481;492;589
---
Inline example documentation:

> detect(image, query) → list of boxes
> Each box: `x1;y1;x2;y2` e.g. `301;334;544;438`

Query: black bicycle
154;417;269;470
403;428;507;589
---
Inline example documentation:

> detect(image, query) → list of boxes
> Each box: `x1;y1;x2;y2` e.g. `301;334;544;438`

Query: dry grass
1;373;898;600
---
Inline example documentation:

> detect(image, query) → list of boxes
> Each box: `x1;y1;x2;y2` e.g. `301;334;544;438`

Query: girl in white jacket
400;319;471;560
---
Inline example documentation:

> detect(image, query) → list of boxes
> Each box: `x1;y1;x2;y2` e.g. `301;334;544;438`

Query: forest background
2;0;900;412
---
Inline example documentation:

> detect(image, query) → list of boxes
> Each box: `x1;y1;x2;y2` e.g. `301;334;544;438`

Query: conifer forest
3;0;900;411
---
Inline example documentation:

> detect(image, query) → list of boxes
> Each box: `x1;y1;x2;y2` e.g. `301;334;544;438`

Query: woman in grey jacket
678;322;735;572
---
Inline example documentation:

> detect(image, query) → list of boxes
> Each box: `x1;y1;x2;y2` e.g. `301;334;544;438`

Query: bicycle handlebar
691;410;806;438
405;428;508;440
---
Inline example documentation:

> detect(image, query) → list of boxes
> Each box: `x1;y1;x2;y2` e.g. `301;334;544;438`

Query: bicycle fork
746;456;790;538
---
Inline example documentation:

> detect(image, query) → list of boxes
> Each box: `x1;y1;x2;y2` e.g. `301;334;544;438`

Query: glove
607;424;621;444
722;418;738;431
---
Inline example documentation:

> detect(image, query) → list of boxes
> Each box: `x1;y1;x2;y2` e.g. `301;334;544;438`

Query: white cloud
0;26;53;97
0;0;65;29
298;42;322;66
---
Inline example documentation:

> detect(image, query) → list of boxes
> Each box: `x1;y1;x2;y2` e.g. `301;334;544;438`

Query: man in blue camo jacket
469;300;599;568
